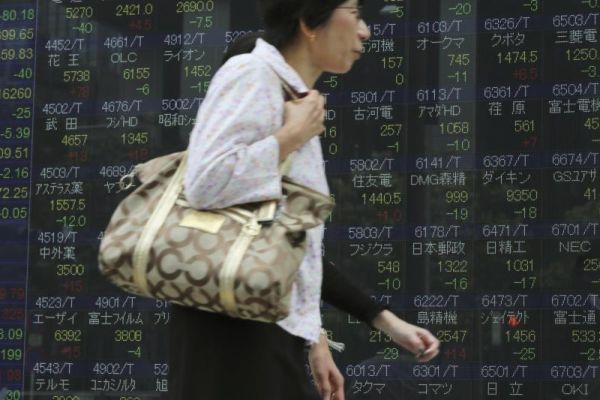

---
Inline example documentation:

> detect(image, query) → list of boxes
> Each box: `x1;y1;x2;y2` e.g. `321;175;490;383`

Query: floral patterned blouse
184;39;329;343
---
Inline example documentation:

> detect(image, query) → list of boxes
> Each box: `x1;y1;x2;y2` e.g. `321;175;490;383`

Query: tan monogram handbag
98;150;334;322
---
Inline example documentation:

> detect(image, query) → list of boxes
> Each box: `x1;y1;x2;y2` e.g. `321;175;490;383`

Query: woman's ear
299;20;317;43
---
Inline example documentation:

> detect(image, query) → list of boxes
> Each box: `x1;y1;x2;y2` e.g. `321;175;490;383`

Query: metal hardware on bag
256;200;277;225
274;199;284;221
242;220;261;236
175;198;190;208
180;210;226;234
215;209;250;225
118;169;137;192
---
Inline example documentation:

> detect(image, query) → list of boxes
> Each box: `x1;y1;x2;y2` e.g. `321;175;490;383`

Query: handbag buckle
242;221;261;236
256;200;277;225
118;170;137;192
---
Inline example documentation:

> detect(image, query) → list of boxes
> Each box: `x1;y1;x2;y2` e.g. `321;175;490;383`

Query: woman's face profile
309;0;371;74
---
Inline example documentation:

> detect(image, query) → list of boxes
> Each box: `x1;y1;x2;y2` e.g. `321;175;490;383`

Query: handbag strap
277;79;299;176
131;154;188;295
262;81;297;222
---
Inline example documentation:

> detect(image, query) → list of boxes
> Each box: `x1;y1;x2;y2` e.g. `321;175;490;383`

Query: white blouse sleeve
184;56;282;209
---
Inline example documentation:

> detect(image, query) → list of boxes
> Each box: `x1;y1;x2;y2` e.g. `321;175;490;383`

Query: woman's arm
274;90;325;161
372;310;440;362
184;56;326;210
184;57;282;209
321;260;387;326
309;332;345;400
321;260;440;361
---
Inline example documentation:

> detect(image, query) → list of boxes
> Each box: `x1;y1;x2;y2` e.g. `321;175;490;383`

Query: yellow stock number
114;329;142;342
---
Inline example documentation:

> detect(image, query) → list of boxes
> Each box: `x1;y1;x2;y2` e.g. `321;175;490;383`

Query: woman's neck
281;41;322;89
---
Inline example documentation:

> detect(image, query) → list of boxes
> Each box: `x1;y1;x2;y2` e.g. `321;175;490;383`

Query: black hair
257;0;365;49
221;31;264;65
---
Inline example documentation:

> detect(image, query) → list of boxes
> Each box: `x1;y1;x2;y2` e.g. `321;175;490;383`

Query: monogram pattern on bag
98;152;334;322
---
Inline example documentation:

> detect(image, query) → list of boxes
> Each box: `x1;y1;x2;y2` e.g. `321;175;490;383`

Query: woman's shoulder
197;53;282;116
214;53;278;87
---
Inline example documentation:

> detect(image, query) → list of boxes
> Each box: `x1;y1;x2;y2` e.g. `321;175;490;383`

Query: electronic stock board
0;0;599;399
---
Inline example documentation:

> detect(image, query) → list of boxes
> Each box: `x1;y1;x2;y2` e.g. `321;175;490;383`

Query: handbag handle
132;153;188;295
277;80;299;176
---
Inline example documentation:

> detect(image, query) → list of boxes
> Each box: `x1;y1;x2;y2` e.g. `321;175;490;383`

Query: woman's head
258;0;370;74
222;31;263;64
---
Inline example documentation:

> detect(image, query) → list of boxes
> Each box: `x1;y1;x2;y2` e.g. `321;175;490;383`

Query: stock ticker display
0;0;599;398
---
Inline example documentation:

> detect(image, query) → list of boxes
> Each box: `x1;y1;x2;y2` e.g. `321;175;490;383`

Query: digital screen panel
0;0;598;399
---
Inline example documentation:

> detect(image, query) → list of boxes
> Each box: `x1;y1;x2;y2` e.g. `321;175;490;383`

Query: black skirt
168;304;320;400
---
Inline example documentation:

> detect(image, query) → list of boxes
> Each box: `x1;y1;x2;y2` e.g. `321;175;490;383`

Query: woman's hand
372;310;440;362
275;90;326;159
308;332;345;400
